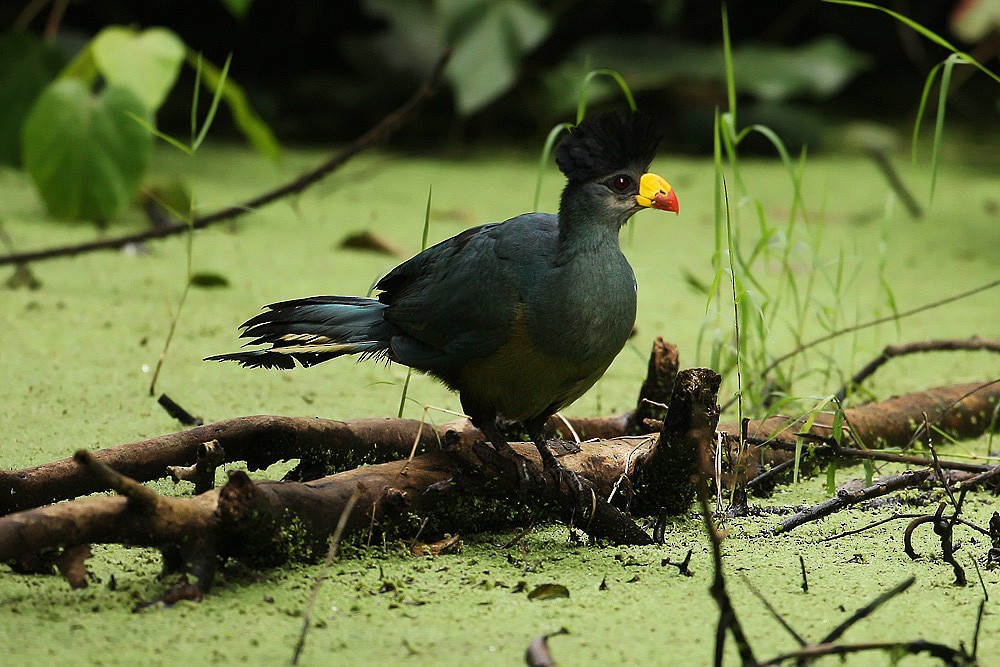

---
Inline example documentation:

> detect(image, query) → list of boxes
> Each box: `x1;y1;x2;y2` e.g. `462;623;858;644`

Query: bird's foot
469;438;539;496
533;440;579;489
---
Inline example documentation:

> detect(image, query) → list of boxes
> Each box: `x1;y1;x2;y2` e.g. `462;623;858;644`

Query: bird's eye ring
608;175;631;192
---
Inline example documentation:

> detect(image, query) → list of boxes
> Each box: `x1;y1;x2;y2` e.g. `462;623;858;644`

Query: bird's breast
455;303;612;421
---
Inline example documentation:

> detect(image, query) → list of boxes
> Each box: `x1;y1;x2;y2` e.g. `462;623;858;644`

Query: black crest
554;110;663;184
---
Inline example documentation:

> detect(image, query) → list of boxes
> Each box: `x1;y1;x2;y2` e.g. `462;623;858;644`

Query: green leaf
186;51;281;160
731;37;871;102
439;0;551;115
22;80;152;220
218;0;255;18
0;32;65;166
544;35;868;115
189;271;231;288
92;26;185;112
59;41;100;85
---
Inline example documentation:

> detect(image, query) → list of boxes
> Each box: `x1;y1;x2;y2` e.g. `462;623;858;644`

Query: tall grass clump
699;4;905;489
704;1;1000;489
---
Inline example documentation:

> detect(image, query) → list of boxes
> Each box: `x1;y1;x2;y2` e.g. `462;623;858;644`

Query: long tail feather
205;296;396;369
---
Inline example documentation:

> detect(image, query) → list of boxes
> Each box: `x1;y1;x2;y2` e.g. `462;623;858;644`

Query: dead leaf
339;230;407;257
525;627;569;667
411;534;462;557
527;583;570;601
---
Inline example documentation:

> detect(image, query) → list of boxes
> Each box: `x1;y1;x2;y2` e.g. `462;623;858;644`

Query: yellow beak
636;172;679;214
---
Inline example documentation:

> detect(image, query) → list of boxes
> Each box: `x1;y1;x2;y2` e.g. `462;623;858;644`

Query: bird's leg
524;415;568;482
524;415;563;473
470;415;537;488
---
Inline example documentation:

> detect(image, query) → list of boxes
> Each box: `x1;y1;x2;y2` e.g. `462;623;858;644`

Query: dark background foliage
4;0;998;151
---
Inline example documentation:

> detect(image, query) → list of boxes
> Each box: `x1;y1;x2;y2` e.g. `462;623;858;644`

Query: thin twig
0;51;451;267
72;450;160;508
864;147;923;219
754;434;993;475
819;577;915;644
758;279;1000;381
292;490;360;665
904;378;1000;450
761;638;969;666
775;469;933;534
836;337;1000;402
739;573;806;646
697;451;757;666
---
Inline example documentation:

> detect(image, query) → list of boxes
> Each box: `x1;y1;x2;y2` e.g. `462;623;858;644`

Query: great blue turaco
207;109;679;475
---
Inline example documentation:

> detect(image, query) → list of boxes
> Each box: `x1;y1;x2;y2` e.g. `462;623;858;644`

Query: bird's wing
375;214;558;370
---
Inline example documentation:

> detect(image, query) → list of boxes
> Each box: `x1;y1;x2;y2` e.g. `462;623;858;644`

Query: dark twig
924;413;958;508
661;549;693;576
757;279;1000;382
760;639;971;666
73;450;159;508
864;147;923;219
954;463;1000;491
739;573;806;647
972;599;985;658
292;491;360;665
157;393;203;426
756;434;994;474
688;372;756;667
798;554;808;593
825;513;922;543
774;469;933;534
819;577;915;644
904;378;1000;450
744;457;797;490
835;337;1000;402
0;51;451;267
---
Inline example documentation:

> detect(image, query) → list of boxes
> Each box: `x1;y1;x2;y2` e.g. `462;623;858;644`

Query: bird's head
555;110;678;225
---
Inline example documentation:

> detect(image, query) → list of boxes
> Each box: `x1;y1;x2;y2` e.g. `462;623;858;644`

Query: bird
207;110;679;475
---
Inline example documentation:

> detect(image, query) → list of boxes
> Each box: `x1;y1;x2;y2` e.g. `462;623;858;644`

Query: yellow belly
455;305;610;421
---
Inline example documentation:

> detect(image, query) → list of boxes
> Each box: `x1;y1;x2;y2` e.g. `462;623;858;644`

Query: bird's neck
556;185;628;258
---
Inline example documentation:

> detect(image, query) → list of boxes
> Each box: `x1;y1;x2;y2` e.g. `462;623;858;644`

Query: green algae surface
2;142;999;665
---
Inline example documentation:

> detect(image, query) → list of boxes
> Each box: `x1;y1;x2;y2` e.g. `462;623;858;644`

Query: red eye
609;175;631;191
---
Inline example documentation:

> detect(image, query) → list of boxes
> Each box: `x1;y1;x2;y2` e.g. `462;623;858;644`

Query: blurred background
4;0;998;154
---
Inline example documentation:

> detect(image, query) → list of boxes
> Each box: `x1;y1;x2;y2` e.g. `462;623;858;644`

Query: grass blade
575;69;637;124
721;3;736;126
532;123;571;211
398;185;435;418
824;0;1000;85
191;52;231;151
911;61;941;166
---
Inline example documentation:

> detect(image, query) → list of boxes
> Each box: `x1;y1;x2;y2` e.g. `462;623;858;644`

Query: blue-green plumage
207;110;678;451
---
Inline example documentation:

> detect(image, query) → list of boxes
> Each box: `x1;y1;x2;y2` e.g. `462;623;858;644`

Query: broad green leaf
439;0;551;115
22;80;152;220
92;26;185;111
544;36;869;114
732;38;871;102
187;51;281;160
0;32;65;166
218;0;255;18
59;40;99;85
